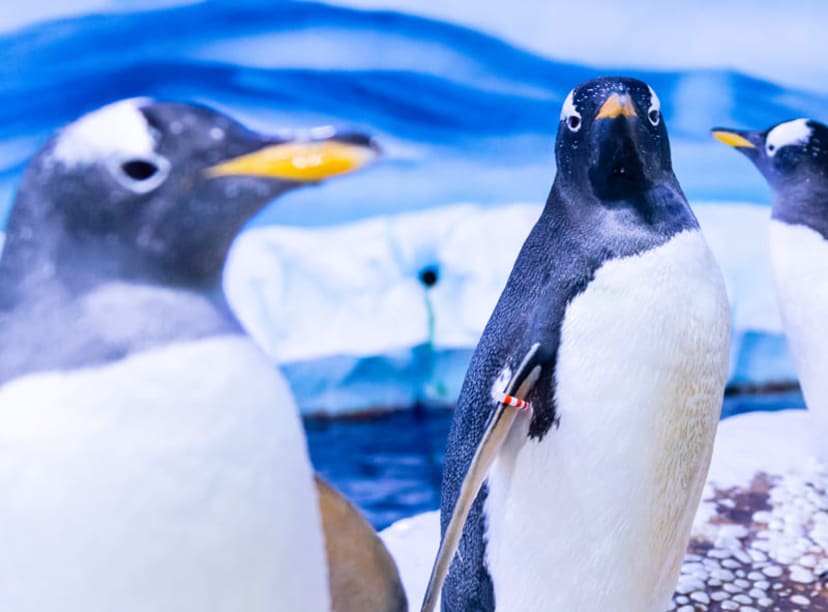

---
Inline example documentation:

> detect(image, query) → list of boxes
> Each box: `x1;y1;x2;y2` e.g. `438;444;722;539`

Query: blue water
4;0;828;229
306;392;806;530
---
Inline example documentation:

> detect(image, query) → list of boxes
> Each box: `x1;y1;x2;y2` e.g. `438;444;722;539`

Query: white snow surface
380;408;823;609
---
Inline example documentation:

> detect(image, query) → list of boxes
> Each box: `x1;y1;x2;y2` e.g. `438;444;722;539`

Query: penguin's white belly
0;335;329;612
485;230;730;612
769;220;828;442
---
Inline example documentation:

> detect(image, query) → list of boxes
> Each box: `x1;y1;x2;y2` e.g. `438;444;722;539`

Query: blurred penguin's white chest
0;336;328;612
485;230;730;612
769;220;828;434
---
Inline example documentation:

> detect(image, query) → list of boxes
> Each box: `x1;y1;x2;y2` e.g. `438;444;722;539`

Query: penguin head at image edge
712;118;828;199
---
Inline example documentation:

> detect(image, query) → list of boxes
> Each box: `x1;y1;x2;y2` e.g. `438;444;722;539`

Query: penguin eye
646;85;662;127
566;114;582;132
122;160;159;180
111;155;170;194
766;143;777;156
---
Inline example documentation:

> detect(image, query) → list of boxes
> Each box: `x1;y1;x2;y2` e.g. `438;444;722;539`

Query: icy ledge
225;201;795;415
381;409;828;610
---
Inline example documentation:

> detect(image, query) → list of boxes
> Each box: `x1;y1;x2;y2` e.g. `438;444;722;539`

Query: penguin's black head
8;99;378;286
712;119;828;193
556;77;673;202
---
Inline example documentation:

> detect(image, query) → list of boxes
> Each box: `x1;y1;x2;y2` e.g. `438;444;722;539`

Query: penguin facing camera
423;77;730;612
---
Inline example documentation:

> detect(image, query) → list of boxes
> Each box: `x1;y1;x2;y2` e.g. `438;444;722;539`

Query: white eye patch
51;98;156;167
765;118;812;156
647;85;661;114
647;85;661;126
560;89;581;132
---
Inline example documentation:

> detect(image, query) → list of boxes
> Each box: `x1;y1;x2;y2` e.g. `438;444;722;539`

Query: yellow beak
595;93;638;120
711;130;756;149
205;139;379;182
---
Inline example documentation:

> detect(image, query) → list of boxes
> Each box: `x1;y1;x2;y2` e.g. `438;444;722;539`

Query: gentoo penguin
713;120;828;444
425;77;731;612
0;99;402;612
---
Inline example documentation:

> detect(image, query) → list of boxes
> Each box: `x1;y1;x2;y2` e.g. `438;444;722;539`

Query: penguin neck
0;192;227;308
548;176;697;239
771;180;828;241
0;194;242;383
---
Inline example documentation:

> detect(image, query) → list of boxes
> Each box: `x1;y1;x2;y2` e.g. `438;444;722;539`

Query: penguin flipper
420;344;543;612
315;475;408;612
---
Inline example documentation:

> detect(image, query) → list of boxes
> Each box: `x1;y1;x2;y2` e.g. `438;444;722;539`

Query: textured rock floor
670;455;828;610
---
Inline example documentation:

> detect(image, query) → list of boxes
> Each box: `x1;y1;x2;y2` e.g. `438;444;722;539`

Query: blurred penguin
0;99;404;612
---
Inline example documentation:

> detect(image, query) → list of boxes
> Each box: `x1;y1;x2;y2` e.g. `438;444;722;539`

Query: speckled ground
670;466;828;611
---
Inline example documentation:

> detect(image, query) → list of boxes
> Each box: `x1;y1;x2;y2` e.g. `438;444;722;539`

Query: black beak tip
329;131;382;155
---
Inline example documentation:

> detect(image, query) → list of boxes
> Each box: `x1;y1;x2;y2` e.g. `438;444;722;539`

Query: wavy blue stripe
2;0;827;221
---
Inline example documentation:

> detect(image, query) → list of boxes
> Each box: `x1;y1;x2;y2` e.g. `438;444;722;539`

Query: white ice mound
226;203;538;364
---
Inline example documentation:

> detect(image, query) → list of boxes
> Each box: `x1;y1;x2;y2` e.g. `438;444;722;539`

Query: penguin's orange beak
205;134;380;182
711;129;757;149
595;93;638;120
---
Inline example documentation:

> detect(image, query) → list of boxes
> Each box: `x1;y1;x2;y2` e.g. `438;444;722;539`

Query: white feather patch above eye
51;98;156;166
766;118;812;156
647;85;661;113
560;89;577;122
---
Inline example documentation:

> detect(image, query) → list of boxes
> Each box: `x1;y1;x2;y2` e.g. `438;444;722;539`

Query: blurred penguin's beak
595;92;638;120
205;131;380;182
711;128;759;150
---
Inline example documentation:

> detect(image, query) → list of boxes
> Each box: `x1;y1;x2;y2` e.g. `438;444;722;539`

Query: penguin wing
419;345;542;612
316;475;408;612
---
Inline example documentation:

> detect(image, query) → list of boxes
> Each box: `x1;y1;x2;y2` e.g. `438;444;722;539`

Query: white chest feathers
0;335;329;612
769;220;828;438
485;230;730;612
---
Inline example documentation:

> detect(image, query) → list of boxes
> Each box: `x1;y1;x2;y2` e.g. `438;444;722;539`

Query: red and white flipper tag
499;394;532;412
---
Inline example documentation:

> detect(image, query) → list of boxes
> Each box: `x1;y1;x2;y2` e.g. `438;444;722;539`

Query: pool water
305;392;806;530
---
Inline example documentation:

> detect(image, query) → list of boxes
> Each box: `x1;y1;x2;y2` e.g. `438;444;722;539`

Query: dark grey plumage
439;77;699;611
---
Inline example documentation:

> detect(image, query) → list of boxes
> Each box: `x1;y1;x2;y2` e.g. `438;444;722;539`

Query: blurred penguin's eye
112;155;170;194
122;160;159;180
567;115;582;132
648;109;661;127
766;143;777;156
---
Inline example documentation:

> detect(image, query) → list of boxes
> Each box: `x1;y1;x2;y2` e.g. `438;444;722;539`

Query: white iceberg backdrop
1;0;824;414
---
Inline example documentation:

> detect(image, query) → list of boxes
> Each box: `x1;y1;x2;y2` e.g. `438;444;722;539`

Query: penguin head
556;77;673;202
712;119;828;193
9;99;378;286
